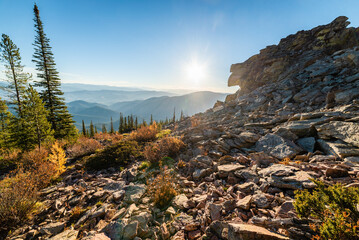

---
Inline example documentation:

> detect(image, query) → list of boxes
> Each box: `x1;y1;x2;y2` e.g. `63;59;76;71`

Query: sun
185;59;207;84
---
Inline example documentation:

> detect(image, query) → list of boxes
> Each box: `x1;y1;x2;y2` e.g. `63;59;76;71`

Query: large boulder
316;121;359;147
255;134;302;159
227;223;289;240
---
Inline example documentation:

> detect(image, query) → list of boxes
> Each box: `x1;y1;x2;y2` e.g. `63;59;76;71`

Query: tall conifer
0;34;30;116
110;117;114;134
32;4;76;139
90;121;95;137
119;113;124;133
0;98;13;148
82;120;86;136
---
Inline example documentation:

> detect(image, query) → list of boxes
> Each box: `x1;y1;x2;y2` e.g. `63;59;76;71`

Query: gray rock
252;193;271;208
335;88;359;103
317;139;359;158
113;190;125;202
236;195;253;210
296;137;316;152
40;222;65;236
255;134;302;159
49;230;78;240
227;223;289;240
123;221;138;240
317;121;359;147
193;168;212;180
217;164;246;178
172;194;189;209
123;184;146;203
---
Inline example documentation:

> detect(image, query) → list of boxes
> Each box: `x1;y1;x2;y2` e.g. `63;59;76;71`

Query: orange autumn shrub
147;168;177;208
0;168;39;233
129;122;158;142
67;136;102;159
144;136;185;164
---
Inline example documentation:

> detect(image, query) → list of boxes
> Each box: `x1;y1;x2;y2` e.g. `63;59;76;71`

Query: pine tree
90;121;95;137
102;124;107;133
135;116;138;130
130;115;134;130
24;86;54;149
0;98;13;148
150;114;153;125
119;113;124;133
124;117;127;133
110;117;114;134
11;86;54;149
95;126;98;134
0;34;30;116
82;120;86;136
172;108;176;123
32;4;76;139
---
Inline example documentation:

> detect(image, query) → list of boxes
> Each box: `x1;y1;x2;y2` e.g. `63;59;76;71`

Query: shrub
294;180;359;240
147;168;177;208
0;149;20;174
94;132;123;144
48;142;67;179
156;129;171;139
144;136;185;164
70;206;86;221
67;136;102;159
138;161;150;171
129;122;158;142
85;140;140;170
0;169;39;234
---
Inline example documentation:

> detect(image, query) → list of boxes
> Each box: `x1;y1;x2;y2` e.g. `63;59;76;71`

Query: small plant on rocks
144;136;185;165
294;180;359;240
147;167;178;208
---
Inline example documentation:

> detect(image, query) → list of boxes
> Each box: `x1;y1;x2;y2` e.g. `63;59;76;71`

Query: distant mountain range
63;89;176;105
68;91;227;129
0;82;228;129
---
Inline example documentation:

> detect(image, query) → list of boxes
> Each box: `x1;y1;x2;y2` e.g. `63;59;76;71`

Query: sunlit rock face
228;16;359;95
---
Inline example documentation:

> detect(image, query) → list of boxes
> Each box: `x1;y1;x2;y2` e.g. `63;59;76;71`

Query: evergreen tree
130;115;134;130
119;113;124;133
0;98;13;148
180;110;184;121
95;126;98;134
124;117;127;132
32;4;76;139
0;34;30;116
110;117;114;134
90;121;95;137
86;129;89;136
172;108;176;123
142;119;147;127
82;120;86;136
150;114;153;125
11;86;54;149
102;124;107;133
135;116;138;129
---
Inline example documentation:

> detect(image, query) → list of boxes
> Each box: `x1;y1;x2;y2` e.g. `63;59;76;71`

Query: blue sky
0;0;359;93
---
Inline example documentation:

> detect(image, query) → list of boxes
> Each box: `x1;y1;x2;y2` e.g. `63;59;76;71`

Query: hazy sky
1;0;359;93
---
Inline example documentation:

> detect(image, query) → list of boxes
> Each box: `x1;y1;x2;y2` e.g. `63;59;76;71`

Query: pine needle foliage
294;180;359;240
0;98;12;148
32;4;76;140
0;34;30;116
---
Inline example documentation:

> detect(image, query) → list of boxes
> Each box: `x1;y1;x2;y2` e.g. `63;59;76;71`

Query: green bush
85;141;140;170
294;180;359;240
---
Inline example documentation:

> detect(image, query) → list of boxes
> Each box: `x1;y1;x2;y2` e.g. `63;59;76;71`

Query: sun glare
185;59;207;84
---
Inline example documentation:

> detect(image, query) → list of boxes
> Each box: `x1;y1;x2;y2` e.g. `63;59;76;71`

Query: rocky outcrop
228;16;359;93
